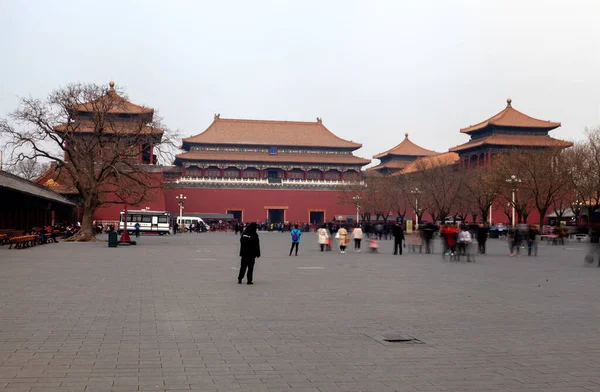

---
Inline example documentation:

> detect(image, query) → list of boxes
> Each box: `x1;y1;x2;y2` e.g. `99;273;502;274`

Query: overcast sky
2;0;600;164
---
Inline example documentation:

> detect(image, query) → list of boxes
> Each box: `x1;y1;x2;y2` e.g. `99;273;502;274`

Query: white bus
119;210;171;235
176;216;207;231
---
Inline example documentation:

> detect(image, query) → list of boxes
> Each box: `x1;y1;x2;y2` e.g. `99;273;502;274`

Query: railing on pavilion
173;176;362;187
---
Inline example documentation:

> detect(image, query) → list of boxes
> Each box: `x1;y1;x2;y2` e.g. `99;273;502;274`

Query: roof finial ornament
214;113;220;120
405;132;409;139
109;81;115;90
316;117;322;124
507;97;512;107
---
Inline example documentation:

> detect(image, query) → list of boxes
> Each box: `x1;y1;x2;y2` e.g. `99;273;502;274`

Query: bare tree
462;167;499;224
565;127;600;241
412;156;462;223
0;82;177;241
6;158;48;180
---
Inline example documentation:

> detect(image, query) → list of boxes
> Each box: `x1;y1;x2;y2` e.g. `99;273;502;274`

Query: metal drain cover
383;333;414;342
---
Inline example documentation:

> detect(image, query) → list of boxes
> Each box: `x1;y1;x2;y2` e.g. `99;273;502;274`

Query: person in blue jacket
289;224;302;256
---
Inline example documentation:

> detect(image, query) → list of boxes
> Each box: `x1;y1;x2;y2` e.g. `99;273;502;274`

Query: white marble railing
175;176;362;186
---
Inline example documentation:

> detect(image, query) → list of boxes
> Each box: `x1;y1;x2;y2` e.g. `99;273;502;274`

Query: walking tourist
172;221;179;235
238;222;261;285
289;224;302;256
352;224;363;252
392;222;405;255
317;224;329;252
477;223;489;255
457;225;473;262
337;226;349;253
134;222;140;238
527;225;538;256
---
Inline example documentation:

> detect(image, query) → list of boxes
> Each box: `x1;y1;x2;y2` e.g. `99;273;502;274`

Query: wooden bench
9;235;38;249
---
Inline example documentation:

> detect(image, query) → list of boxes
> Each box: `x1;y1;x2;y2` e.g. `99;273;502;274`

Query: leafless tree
565;127;600;241
0;83;177;241
411;156;462;223
5;158;48;181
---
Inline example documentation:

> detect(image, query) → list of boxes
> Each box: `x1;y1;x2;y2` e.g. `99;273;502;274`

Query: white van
176;216;206;230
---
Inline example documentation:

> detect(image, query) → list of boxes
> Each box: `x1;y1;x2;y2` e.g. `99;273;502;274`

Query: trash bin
108;231;118;247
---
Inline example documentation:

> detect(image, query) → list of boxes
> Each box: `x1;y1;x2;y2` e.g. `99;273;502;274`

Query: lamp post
352;195;361;224
411;187;422;228
505;175;521;227
175;194;186;233
573;200;584;227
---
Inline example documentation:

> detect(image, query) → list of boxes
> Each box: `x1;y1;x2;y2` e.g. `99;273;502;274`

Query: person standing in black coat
476;223;489;255
238;222;261;285
392;223;405;255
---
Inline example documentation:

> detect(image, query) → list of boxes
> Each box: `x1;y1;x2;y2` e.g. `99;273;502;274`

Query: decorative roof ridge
212;116;323;126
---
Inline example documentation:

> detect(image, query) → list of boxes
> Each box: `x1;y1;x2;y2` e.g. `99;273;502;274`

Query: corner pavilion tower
450;98;572;166
369;133;438;175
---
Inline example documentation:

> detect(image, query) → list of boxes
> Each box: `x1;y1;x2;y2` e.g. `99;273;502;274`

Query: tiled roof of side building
1;170;76;205
70;82;154;115
366;160;412;171
182;116;362;149
176;150;371;165
449;134;573;152
400;152;460;174
373;133;438;159
460;99;561;134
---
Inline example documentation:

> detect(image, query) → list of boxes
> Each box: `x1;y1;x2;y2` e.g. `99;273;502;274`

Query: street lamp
573;199;584;227
175;194;187;233
411;187;422;228
505;175;521;227
352;195;361;224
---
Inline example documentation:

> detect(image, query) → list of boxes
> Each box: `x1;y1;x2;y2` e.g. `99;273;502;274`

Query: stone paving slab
0;233;599;391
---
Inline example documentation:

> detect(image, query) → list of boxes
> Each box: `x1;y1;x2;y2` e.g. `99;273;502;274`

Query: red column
487;151;492;167
240;168;243;179
181;166;186;176
303;170;307;180
221;168;224;178
259;168;263;178
201;167;206;177
284;170;289;179
321;170;326;180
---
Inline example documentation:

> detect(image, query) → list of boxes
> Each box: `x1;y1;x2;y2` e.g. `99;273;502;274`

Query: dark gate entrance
268;209;285;224
309;211;325;226
227;210;243;223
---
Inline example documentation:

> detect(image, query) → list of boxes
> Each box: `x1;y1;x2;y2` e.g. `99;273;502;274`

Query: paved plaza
0;233;599;392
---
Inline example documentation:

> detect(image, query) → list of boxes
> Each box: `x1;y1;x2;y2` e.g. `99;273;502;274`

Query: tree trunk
80;207;96;241
538;208;548;229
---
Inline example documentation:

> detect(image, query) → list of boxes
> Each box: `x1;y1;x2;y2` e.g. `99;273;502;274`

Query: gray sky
2;0;600;165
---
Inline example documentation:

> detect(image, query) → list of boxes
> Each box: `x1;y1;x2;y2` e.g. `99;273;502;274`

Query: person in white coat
317;224;329;252
352;225;364;252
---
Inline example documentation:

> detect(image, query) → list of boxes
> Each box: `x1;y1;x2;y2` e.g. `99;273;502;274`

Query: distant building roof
460;98;561;134
366;160;412;172
449;134;573;153
373;133;438;159
176;150;370;165
0;170;75;205
182;116;362;149
70;81;154;115
401;152;460;174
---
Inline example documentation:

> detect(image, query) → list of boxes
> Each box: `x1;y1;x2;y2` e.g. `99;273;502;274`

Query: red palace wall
164;188;355;223
92;185;356;224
